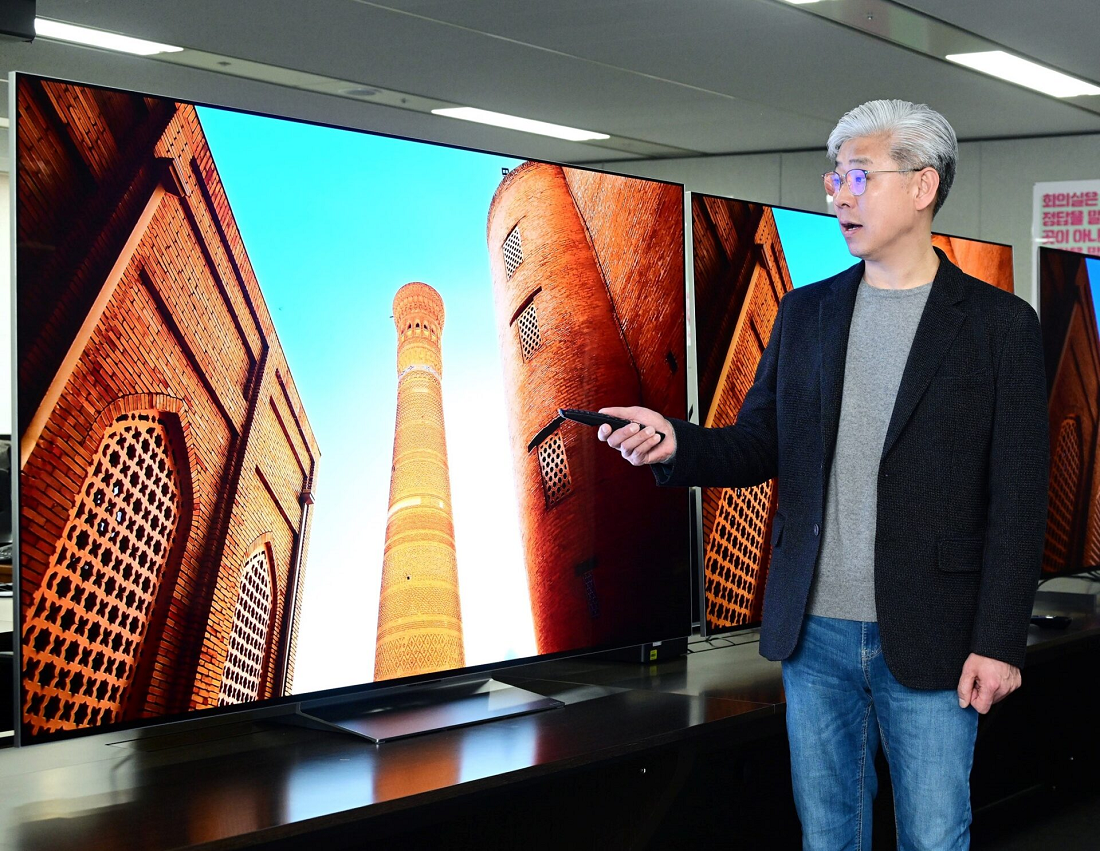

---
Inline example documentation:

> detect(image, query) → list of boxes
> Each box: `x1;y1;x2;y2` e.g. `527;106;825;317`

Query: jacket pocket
771;513;785;548
937;536;984;573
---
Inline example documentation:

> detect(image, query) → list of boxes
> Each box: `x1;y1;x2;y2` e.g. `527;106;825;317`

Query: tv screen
1038;245;1100;577
13;74;689;743
691;192;1015;636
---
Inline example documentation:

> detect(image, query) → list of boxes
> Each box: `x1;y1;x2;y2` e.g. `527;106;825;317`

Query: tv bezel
10;70;693;746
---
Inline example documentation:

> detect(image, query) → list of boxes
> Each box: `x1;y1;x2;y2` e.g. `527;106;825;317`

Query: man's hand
957;653;1021;714
596;406;677;466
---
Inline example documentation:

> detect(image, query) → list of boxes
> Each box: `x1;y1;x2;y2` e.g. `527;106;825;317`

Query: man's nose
833;176;856;206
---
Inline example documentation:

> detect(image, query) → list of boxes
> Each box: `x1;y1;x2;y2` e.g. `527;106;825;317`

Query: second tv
691;192;1015;637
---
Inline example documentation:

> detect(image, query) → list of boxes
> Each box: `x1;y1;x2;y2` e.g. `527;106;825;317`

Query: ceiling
903;0;1099;84
1;0;1099;163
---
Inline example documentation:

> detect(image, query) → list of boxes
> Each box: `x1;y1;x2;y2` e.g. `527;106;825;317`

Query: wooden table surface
0;646;777;851
0;582;1096;851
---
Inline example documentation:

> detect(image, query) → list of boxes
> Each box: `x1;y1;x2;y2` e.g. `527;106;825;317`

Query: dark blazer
659;249;1049;689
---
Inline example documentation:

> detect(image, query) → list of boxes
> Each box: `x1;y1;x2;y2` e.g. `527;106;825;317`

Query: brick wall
16;79;320;738
562;170;686;416
693;197;765;411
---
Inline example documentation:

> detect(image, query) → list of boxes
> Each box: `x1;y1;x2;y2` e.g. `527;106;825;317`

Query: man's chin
845;237;877;261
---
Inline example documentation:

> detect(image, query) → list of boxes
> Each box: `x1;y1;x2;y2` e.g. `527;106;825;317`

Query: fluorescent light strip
431;107;609;142
35;18;183;56
946;51;1100;98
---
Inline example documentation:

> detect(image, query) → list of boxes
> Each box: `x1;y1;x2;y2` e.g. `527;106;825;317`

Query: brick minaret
374;283;465;680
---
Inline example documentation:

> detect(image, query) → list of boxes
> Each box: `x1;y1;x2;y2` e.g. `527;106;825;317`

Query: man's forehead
837;155;875;166
835;135;891;166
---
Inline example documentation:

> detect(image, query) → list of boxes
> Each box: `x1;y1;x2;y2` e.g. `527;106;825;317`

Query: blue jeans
782;615;979;851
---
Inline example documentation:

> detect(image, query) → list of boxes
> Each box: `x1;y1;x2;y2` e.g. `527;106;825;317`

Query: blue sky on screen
772;207;858;287
1088;256;1100;331
196;106;533;694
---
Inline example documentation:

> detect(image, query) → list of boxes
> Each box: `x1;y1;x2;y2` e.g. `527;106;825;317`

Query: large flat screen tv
12;73;690;743
691;192;1015;636
1038;245;1100;577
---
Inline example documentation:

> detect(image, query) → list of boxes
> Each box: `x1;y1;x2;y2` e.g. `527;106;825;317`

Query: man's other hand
597;406;677;466
957;653;1021;714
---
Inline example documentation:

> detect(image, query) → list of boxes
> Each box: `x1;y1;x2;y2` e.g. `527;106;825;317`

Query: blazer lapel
879;253;967;461
820;263;863;470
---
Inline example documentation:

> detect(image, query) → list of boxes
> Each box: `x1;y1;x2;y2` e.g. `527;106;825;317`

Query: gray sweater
807;278;933;622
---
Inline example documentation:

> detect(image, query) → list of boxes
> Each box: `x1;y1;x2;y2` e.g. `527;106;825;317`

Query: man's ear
914;167;940;214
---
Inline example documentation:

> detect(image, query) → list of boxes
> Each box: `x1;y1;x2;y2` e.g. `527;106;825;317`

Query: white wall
593;133;1100;309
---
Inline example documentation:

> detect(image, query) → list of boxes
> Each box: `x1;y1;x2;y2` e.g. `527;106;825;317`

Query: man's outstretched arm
599;295;785;490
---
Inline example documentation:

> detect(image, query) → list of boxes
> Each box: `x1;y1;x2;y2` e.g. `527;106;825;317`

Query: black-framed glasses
822;168;922;197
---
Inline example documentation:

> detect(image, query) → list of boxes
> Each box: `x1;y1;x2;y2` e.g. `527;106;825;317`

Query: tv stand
280;678;563;743
1034;589;1098;613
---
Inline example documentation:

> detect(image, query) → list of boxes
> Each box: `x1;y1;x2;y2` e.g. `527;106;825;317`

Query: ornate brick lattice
503;226;524;278
705;481;773;627
518;302;542;361
537;432;573;508
375;634;460;680
218;550;274;705
1044;417;1083;573
21;411;181;734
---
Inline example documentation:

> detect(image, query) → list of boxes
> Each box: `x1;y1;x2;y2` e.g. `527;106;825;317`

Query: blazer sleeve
653;294;784;489
970;301;1050;668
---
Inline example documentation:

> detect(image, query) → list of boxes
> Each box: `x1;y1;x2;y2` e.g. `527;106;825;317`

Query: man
598;100;1049;850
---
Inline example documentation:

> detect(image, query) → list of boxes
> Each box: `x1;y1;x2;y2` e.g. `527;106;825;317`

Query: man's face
832;133;924;261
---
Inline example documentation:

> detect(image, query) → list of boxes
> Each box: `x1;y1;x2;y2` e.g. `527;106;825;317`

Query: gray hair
827;100;958;216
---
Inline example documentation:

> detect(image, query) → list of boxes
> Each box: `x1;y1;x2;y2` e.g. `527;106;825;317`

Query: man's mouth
840;221;862;235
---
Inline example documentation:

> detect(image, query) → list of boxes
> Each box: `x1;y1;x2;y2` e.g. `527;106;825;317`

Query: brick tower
486;162;687;655
374;283;465;680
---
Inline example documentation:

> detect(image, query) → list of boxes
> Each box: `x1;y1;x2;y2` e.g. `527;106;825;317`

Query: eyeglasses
822;168;922;197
